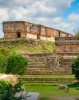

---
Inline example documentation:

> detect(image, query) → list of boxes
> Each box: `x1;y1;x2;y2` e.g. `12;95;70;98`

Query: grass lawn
25;85;79;100
0;38;55;54
21;75;75;78
21;74;77;100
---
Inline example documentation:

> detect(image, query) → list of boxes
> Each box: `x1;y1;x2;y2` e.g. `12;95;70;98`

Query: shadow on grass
40;97;48;100
68;82;79;88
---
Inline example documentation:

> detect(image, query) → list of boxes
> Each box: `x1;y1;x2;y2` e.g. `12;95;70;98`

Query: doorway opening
17;32;21;38
58;31;60;37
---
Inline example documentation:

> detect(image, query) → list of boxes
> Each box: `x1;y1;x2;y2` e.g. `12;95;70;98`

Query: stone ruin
3;21;72;41
21;53;76;75
0;74;19;85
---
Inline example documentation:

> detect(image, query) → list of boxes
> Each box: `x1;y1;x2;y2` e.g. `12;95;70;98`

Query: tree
72;56;79;80
0;80;15;100
74;28;79;37
6;54;28;75
0;54;7;73
0;80;25;100
74;32;79;37
0;47;10;57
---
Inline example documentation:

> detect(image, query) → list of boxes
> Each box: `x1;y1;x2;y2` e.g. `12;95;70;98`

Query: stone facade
21;53;74;75
55;37;79;54
3;21;73;41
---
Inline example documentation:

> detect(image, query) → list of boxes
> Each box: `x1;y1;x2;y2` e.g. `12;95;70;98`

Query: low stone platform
26;92;40;100
15;91;40;100
51;96;79;100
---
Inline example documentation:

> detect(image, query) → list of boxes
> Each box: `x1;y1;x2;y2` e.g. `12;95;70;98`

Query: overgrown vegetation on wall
0;38;55;54
72;55;79;80
0;52;28;74
0;80;15;100
0;54;7;73
6;53;28;75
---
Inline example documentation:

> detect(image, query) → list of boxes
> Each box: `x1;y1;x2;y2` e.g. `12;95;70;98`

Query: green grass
22;81;76;86
20;75;75;78
21;75;78;100
0;38;55;54
25;85;79;100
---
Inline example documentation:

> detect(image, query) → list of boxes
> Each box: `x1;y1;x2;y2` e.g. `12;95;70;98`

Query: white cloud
10;7;27;20
52;17;63;23
0;8;8;21
0;0;76;37
68;13;79;21
0;0;74;18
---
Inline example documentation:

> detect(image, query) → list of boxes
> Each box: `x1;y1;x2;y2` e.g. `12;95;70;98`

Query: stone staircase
21;53;72;75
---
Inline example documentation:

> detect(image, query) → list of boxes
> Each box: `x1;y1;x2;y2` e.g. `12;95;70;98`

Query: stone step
20;77;75;83
27;66;47;68
26;70;69;75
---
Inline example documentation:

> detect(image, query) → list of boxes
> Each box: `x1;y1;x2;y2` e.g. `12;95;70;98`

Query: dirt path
50;97;79;100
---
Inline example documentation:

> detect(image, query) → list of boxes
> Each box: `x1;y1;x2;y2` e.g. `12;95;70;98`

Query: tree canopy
74;32;79;37
0;54;7;73
74;28;79;37
6;54;28;75
72;56;79;80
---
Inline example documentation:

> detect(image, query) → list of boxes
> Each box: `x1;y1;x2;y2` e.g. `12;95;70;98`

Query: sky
0;0;79;38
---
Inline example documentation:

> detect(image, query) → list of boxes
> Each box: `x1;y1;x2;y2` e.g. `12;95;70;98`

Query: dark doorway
58;31;60;37
17;32;21;38
37;34;40;39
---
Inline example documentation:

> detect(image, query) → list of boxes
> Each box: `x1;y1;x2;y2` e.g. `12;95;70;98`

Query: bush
0;80;26;100
14;81;24;92
0;80;15;100
6;53;28;75
72;56;79;80
0;54;7;73
0;47;10;57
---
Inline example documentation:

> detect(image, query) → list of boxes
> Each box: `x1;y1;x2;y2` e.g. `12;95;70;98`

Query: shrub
0;80;15;100
14;81;24;92
0;47;10;57
6;53;28;75
0;54;7;73
72;56;79;80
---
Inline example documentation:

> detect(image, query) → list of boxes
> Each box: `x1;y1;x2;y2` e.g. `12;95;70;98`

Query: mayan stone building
55;37;79;54
3;21;73;41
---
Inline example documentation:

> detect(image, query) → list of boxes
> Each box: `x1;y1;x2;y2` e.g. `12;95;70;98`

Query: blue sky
0;0;79;38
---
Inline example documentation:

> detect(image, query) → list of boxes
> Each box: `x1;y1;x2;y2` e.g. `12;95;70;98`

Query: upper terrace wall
55;37;79;54
3;21;27;38
55;37;79;44
3;21;27;33
25;22;39;35
3;21;73;41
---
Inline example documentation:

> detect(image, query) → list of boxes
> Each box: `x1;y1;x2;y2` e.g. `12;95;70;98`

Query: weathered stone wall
4;32;17;38
3;21;73;41
59;31;68;37
40;36;55;42
20;77;75;83
26;22;39;35
3;21;27;38
4;32;26;38
21;53;75;75
55;37;79;54
3;21;27;33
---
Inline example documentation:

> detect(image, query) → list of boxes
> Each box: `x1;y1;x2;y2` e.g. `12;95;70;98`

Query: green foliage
0;47;10;57
74;32;79;37
6;54;28;75
72;56;79;80
0;80;15;100
68;82;79;88
0;54;7;73
14;81;24;92
0;38;55;54
0;80;25;100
